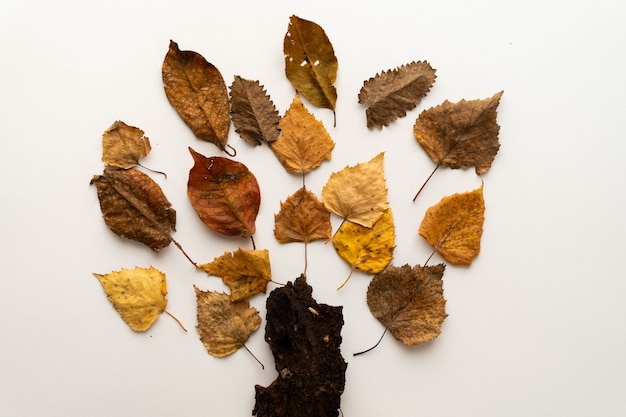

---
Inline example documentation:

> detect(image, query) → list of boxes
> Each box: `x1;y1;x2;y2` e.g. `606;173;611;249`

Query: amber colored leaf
333;208;395;290
187;147;260;238
414;91;503;175
101;121;151;169
90;169;176;251
418;185;485;265
274;186;331;243
322;152;388;228
93;266;168;332
270;94;334;173
198;249;271;302
358;61;436;129
367;264;447;346
230;76;280;146
284;15;338;115
195;287;261;358
162;40;230;151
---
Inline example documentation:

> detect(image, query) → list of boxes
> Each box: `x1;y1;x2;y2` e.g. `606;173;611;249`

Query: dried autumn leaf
414;91;503;175
274;186;331;243
254;276;347;417
367;264;447;346
162;40;230;151
198;249;271;302
230;76;280;146
284;15;338;116
187;147;260;238
358;61;436;129
270;94;334;173
90;168;176;252
101;121;151;169
195;287;261;359
333;208;395;290
419;185;485;265
93;266;169;332
322;152;388;228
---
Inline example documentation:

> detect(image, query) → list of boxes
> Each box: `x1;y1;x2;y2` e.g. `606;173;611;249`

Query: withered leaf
90;168;176;252
414;91;503;175
162;40;230;151
198;249;272;302
333;208;395;290
359;61;436;129
419;185;485;265
93;266;171;332
230;76;280;146
270;94;334;173
254;276;347;417
195;287;261;358
187;147;260;238
322;152;388;228
284;15;338;115
274;186;331;243
367;264;447;346
101;121;151;169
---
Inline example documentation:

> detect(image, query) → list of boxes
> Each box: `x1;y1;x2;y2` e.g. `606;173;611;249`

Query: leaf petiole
413;163;440;201
353;327;388;356
163;309;187;332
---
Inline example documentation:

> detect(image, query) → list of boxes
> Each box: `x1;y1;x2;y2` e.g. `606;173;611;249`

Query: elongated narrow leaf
230;76;280;145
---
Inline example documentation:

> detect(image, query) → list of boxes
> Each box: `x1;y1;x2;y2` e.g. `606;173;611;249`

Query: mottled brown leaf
187;147;260;238
367;264;447;346
162;40;230;151
90;169;176;251
284;15;338;115
101;121;151;169
359;61;436;129
270;94;334;173
230;76;280;146
274;186;331;243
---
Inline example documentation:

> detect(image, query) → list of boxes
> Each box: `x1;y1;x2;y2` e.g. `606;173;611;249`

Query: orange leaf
274;186;331;243
101;121;151;169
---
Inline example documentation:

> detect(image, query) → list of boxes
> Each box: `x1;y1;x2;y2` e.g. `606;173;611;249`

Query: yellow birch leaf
418;185;485;265
101;121;151;169
333;208;396;290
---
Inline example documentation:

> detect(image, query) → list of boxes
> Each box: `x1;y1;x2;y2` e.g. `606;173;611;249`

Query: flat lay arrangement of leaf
198;249;272;301
284;15;338;120
187;147;260;238
101;120;151;169
359;61;437;129
230;76;280;146
419;185;485;265
162;40;230;151
274;186;331;243
254;276;347;417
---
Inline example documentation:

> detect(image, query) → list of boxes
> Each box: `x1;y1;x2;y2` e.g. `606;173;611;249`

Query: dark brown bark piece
253;276;347;417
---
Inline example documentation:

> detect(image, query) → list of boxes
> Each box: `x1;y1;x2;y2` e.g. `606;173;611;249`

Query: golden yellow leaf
270;94;335;173
333;208;396;290
322;152;389;227
195;288;261;358
197;249;271;302
101;121;151;169
93;266;168;332
274;186;331;243
418;185;485;265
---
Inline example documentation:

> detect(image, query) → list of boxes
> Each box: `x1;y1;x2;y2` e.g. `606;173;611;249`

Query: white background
1;1;625;416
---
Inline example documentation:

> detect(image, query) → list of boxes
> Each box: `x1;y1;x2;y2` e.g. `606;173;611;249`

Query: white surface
1;1;625;416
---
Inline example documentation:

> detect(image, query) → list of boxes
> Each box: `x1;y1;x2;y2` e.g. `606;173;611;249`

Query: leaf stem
241;342;265;369
171;237;197;267
353;327;388;356
413;163;441;202
137;162;167;178
163;309;187;332
224;144;237;157
325;217;347;244
303;241;308;280
424;247;437;267
336;266;355;291
250;234;256;250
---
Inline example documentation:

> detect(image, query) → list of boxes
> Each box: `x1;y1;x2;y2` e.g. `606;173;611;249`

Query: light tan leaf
101;121;151;169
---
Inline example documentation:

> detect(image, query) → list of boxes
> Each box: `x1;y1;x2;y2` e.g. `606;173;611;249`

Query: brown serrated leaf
162;40;230;151
358;61;436;129
274;186;331;243
367;264;447;347
230;76;280;146
187;147;260;238
101;121;152;169
284;15;338;117
90;168;176;252
195;288;262;359
270;94;334;173
198;249;272;301
419;185;485;265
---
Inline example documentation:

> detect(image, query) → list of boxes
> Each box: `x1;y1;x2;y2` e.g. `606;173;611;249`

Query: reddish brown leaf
230;76;280;146
274;186;331;243
187;147;260;238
